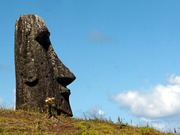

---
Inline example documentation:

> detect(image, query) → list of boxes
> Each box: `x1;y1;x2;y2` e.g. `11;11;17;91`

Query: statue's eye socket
36;30;50;40
35;31;50;51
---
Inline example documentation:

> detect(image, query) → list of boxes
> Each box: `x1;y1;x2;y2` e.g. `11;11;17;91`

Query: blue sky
1;0;180;132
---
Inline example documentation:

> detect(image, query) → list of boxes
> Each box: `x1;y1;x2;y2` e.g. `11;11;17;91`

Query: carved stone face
15;14;76;116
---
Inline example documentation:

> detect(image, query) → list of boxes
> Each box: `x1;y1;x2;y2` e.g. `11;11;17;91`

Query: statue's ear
22;59;38;86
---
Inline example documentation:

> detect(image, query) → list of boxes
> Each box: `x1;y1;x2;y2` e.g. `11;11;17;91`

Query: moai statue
15;14;76;116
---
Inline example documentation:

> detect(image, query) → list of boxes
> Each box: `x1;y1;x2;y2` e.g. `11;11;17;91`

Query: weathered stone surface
15;14;76;116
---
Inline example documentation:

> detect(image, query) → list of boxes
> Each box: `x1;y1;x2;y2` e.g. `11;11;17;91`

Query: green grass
0;105;179;135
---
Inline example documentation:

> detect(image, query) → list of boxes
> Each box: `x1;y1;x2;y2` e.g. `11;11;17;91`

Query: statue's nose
53;57;76;87
57;69;76;87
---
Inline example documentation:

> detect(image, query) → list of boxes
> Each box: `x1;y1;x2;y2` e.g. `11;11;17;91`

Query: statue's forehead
15;14;50;37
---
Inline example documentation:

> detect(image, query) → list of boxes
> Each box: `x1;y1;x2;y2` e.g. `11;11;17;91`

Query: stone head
15;14;75;116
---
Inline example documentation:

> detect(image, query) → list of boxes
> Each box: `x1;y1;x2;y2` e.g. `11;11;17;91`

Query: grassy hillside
0;107;178;135
0;108;77;135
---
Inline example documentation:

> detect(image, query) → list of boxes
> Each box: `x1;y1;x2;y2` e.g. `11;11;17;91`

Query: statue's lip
60;86;71;94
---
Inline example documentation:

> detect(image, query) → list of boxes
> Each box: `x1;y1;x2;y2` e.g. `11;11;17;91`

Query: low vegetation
0;106;178;135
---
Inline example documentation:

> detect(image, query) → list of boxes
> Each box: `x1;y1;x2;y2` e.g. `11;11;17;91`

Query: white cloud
130;120;137;126
109;74;180;121
0;98;2;105
139;76;149;84
85;106;105;119
98;110;104;115
166;73;180;85
139;117;154;123
144;78;149;84
151;123;166;132
139;117;166;132
86;30;116;44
